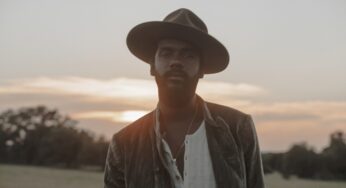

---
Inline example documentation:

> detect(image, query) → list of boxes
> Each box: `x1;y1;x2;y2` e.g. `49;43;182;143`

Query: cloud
0;76;267;123
198;81;267;98
243;101;346;152
0;76;345;151
0;77;156;98
0;76;266;97
245;101;346;123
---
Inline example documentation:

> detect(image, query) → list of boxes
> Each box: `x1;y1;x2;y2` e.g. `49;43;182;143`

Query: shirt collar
154;95;218;139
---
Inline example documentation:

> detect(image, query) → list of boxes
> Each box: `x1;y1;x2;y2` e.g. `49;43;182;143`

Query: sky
0;0;345;152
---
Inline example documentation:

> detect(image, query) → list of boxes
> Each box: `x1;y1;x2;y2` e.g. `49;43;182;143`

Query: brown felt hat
126;8;229;74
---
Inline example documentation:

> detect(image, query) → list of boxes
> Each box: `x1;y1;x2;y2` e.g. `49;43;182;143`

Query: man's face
153;38;201;91
152;39;202;106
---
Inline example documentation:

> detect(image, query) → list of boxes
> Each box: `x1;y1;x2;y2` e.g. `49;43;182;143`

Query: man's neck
158;94;197;123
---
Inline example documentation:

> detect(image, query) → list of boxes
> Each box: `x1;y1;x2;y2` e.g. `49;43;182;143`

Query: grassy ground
0;164;103;188
264;172;346;188
1;164;346;188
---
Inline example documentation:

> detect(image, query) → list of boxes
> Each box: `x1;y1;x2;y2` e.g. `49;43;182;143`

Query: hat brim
126;21;229;74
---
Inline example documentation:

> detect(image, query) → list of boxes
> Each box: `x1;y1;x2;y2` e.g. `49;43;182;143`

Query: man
104;8;265;188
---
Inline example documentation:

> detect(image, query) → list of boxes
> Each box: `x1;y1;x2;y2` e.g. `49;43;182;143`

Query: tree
281;142;320;179
321;131;346;180
261;153;284;174
0;106;78;165
0;105;109;170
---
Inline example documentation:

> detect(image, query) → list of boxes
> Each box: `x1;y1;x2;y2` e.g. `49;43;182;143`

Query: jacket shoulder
205;101;254;135
206;101;250;121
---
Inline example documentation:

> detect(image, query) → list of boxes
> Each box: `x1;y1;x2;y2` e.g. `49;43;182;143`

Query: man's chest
161;122;217;188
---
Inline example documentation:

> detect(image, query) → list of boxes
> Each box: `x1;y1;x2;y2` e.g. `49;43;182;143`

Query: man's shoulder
205;101;255;138
205;101;250;121
111;110;155;142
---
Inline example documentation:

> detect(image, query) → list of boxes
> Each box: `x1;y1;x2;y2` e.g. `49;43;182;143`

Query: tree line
0;106;108;170
263;131;346;181
1;106;345;181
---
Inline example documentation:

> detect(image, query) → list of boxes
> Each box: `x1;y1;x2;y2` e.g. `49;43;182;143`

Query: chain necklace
172;103;198;162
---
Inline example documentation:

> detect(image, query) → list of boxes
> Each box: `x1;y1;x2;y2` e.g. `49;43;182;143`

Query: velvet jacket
104;98;265;188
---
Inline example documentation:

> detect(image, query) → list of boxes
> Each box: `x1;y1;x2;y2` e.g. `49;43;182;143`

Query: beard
154;69;199;108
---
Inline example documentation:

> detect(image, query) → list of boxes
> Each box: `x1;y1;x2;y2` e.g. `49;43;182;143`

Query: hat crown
126;8;229;74
163;8;208;33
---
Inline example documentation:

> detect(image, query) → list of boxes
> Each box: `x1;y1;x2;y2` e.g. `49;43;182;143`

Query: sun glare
116;111;148;123
73;110;148;123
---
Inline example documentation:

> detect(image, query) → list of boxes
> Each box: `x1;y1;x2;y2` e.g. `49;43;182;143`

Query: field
1;164;345;188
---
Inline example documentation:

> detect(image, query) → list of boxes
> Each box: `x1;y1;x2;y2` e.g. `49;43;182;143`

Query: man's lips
166;71;186;77
168;75;185;81
166;72;186;81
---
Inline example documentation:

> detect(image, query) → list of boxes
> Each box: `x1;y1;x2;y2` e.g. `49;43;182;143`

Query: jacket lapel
204;102;244;188
149;111;172;188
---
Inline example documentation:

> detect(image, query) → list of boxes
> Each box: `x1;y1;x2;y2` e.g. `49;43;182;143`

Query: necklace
172;103;198;161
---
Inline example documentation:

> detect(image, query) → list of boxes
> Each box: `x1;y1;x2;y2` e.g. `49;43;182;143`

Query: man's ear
198;63;204;78
150;64;155;76
198;59;204;78
198;71;204;78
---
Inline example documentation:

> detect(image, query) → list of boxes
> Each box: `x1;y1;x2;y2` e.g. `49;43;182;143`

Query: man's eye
183;51;198;59
159;50;172;57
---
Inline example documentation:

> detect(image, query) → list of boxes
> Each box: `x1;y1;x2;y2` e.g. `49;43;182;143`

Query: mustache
164;70;188;78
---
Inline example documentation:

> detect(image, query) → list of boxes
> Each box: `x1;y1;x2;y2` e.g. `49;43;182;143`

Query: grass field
1;164;345;188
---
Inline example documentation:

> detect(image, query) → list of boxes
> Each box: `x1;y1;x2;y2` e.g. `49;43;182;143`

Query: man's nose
169;56;184;69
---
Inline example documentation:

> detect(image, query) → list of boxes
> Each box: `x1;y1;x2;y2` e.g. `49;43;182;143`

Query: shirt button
175;175;180;180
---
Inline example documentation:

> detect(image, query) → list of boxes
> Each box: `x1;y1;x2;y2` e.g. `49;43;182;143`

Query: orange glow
73;110;148;123
115;111;148;122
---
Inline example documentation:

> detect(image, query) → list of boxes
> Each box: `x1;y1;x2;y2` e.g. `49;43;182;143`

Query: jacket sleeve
104;135;126;188
239;115;265;188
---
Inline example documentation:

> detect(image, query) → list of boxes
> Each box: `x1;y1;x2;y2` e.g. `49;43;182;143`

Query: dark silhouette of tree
320;131;346;180
0;106;108;170
0;106;77;165
35;126;82;167
262;130;346;181
281;142;320;179
0;123;8;162
261;153;284;174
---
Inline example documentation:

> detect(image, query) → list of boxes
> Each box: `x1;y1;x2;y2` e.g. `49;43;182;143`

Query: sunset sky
1;0;345;152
